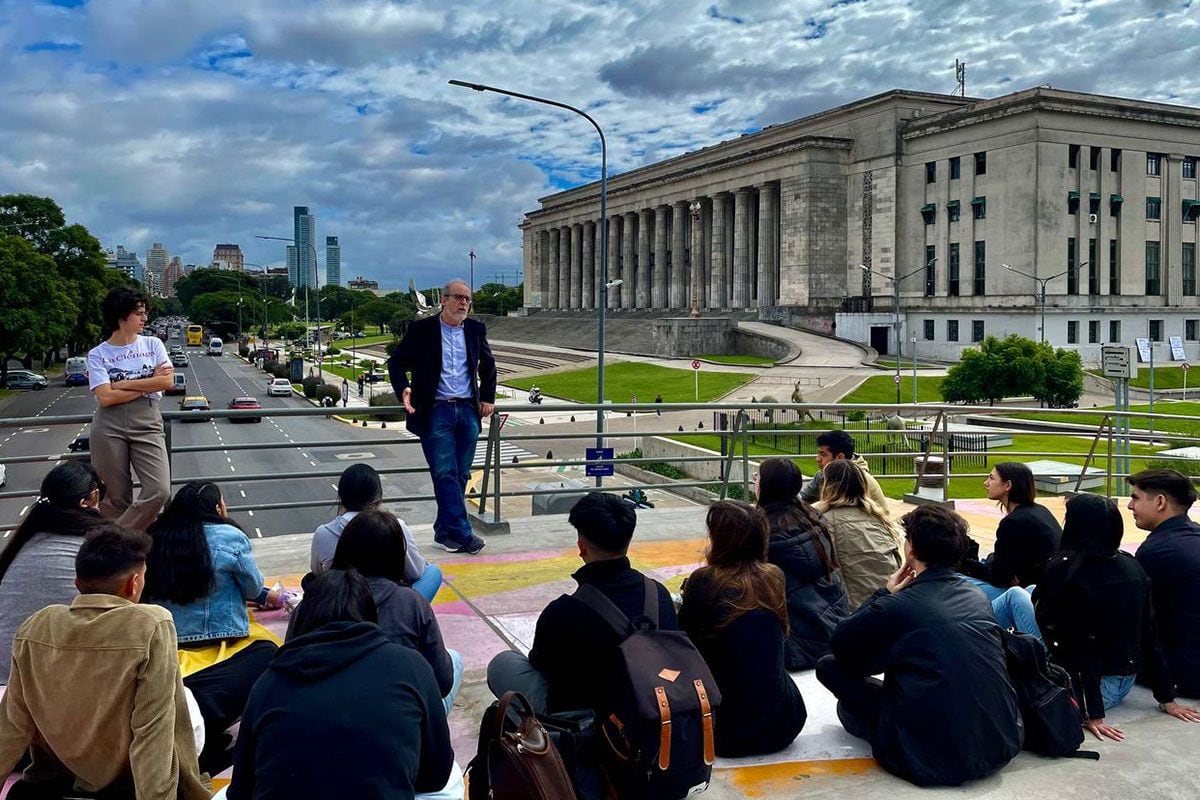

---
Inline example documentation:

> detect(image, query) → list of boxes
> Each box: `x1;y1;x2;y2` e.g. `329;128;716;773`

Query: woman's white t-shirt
86;336;171;400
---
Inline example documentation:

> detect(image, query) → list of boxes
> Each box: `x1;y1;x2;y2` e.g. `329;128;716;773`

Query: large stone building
521;87;1200;362
212;243;244;272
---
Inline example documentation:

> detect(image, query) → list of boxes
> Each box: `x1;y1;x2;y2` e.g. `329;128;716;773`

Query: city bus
186;324;204;346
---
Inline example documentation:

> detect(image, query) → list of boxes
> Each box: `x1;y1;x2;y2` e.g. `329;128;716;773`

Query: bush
317;382;341;405
359;358;374;368
301;375;321;398
238;344;250;358
385;339;401;356
1146;458;1200;477
616;448;643;460
640;460;687;480
846;410;867;422
368;391;406;421
325;346;340;356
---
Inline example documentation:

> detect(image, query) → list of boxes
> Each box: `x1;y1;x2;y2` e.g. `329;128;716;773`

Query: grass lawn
840;374;945;404
507;362;755;404
0;389;14;400
1011;400;1200;441
1087;365;1195;391
699;354;775;367
335;334;393;348
322;362;386;383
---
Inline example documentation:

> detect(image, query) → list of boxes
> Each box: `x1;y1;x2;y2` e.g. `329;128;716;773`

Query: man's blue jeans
420;400;481;547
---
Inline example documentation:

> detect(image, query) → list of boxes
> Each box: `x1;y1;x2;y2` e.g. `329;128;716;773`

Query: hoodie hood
271;621;390;682
1061;493;1123;555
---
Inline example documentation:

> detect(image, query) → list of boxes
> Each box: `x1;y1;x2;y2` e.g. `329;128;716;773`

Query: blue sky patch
25;41;82;52
707;5;745;24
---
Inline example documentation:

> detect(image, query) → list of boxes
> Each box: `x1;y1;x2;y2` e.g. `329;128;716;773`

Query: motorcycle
528;387;543;405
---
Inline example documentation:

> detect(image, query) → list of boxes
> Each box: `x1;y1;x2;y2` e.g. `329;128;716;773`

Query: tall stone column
653;206;669;308
547;228;560;310
733;189;752;307
558;225;571;309
710;195;728;309
581;221;595;310
637;209;653;308
568;223;581;309
690;200;705;313
671;201;688;308
622;212;637;310
757;183;778;307
607;216;621;309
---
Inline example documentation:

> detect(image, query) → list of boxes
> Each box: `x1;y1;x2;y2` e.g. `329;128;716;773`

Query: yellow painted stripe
718;758;878;797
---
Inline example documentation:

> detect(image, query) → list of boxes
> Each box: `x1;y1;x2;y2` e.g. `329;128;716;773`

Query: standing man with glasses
388;279;495;554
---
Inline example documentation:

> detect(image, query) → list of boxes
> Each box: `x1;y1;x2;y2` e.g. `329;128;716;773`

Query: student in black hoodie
227;569;454;800
755;457;848;670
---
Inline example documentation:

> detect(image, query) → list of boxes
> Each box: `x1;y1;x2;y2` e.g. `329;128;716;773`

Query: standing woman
814;460;903;610
963;462;1062;599
755;457;849;671
679;501;807;757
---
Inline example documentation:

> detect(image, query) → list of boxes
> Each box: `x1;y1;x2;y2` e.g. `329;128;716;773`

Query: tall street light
1003;261;1087;345
468;249;476;292
450;78;609;486
256;235;323;371
860;257;936;404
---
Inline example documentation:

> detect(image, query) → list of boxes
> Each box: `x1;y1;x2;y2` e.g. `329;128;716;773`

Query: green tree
152;297;185;318
275;322;307;341
940;337;1009;404
175;268;260;313
260;274;292;301
189;291;248;333
1035;348;1084;408
472;282;524;315
358;299;401;334
0;235;74;382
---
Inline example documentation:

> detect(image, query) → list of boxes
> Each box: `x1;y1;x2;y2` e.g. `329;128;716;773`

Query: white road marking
226;457;233;463
254;527;262;538
309;460;318;466
240;489;247;498
331;483;338;490
247;510;254;517
18;505;28;517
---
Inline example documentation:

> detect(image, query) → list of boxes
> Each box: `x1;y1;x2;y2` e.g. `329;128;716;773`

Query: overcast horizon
2;0;1197;290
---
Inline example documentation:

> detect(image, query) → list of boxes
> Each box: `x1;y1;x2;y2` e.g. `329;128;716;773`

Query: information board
1101;345;1136;379
585;447;615;477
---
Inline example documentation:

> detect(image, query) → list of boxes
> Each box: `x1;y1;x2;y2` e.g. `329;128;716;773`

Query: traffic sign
1101;345;1136;379
585;447;614;477
1183;362;1191;372
893;374;901;385
691;359;701;370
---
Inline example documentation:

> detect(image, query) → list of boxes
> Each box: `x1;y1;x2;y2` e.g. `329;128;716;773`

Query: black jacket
679;570;807;757
228;621;453;800
367;576;455;697
386;314;497;437
965;502;1062;588
830;569;1022;787
1033;551;1175;717
528;557;678;714
1136;514;1200;698
765;515;849;671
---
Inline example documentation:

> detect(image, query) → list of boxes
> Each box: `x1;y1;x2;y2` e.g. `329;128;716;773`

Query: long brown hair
701;501;788;632
756;457;838;576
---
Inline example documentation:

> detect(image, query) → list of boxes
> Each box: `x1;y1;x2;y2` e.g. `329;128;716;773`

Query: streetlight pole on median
449;78;609;486
256;235;324;372
1003;261;1088;345
860;258;935;405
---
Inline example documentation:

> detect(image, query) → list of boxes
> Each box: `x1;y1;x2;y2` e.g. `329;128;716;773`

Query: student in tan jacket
0;525;210;800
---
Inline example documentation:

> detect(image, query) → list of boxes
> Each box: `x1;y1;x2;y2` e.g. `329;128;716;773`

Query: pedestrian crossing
472;440;539;467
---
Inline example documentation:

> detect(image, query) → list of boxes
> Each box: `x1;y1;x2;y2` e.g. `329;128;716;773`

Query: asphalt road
0;342;436;542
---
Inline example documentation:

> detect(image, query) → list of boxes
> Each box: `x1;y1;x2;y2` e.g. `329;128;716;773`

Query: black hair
1061;493;1124;555
569;492;636;555
330;508;409;585
755;457;837;575
287;569;378;640
76;524;152;587
0;462;105;583
1128;468;1198;510
994;462;1037;507
101;286;150;334
143;481;244;605
337;463;383;513
900;504;968;570
816;430;855;459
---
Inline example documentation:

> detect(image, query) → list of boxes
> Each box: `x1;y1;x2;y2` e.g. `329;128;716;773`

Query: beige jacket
820;504;903;611
0;595;210;799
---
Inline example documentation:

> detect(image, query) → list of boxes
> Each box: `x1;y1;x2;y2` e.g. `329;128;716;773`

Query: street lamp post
256;235;324;371
860;258;935;405
1002;261;1088;345
450;79;609;485
469;249;476;292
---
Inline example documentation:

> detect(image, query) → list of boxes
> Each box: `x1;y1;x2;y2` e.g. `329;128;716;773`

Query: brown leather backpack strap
694;679;715;766
655;686;672;771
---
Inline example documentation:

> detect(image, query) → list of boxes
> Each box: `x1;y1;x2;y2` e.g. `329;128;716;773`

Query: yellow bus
186;324;204;346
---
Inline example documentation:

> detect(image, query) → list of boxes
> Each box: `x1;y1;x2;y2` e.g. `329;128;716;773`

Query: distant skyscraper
163;257;183;298
146;242;169;276
286;245;298;286
293;206;317;289
106;246;143;283
325;236;341;287
212;243;244;271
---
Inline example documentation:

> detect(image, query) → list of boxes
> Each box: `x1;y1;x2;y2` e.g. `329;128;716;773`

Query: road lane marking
309;460;317;466
254;527;262;538
18;506;28;517
247;510;254;517
240;489;247;498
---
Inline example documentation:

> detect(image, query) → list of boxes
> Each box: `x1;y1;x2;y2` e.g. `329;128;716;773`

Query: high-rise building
146;242;169;275
105;246;143;283
293;206;317;289
286;245;298;286
212;243;244;271
325;236;341;287
163;257;183;298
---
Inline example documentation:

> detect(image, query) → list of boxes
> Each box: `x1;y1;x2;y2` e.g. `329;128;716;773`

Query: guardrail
2;401;1198;531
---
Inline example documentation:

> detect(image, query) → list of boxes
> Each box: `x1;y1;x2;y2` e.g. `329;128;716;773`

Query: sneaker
458;534;487;555
432;537;463;553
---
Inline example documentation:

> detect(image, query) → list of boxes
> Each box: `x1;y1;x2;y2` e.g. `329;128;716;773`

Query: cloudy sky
2;0;1196;290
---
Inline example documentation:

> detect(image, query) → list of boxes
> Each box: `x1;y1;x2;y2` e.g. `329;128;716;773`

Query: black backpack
574;578;721;799
1000;629;1098;760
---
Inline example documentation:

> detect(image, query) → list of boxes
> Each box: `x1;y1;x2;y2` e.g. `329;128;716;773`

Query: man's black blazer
386;314;497;437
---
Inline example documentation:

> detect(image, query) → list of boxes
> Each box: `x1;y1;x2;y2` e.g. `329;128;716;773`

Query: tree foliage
175;268;260;312
472;282;524;315
358;299;401;333
0;235;75;380
940;335;1084;407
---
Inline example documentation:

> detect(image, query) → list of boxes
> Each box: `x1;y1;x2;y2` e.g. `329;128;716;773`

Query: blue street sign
585;447;614;477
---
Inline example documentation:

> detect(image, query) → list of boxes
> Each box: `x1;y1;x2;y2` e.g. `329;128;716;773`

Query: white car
267;378;293;397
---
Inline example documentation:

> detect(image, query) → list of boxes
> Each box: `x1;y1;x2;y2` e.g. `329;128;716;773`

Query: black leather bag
539;709;606;800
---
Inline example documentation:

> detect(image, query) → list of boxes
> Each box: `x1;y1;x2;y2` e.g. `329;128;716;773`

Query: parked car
362;372;385;383
179;395;211;421
3;370;48;390
267;378;293;397
166;373;187;396
171;353;190;368
227;396;263;423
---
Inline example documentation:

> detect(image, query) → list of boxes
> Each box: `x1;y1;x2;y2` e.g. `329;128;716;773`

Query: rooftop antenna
954;59;966;97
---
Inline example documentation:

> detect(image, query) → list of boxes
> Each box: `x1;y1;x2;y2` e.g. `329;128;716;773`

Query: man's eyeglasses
446;293;472;303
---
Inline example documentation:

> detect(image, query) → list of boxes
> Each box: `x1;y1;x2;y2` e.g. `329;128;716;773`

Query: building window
921;204;936;225
1187;320;1199;342
925;161;936;184
1111;149;1122;171
1089;193;1101;216
1089;320;1100;344
974;151;987;175
1068;192;1080;215
948;243;960;296
1110;194;1123;217
1185;200;1200;224
1090;146;1101;171
1109;320;1121;343
947;200;961;222
1089;238;1099;296
1147;153;1162;176
1067;237;1078;295
1146;196;1161;220
1185;157;1198;179
1067;321;1079;344
1109;239;1120;295
1149;319;1164;342
1145;241;1161;296
924;245;936;296
924;319;935;340
1185;243;1196;296
950;157;961;180
971;196;987;220
973;241;986;295
972;320;985;342
947;320;959;341
1068;144;1080;169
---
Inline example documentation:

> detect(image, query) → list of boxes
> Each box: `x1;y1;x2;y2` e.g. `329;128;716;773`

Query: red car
227;396;262;423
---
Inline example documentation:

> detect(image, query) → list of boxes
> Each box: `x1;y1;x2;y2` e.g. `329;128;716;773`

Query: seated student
228;569;455;800
486;492;678;715
679;501;808;757
755;457;848;670
0;462;106;685
0;525;210;800
816;505;1022;787
310;463;442;602
331;509;463;715
962;463;1062;598
799;429;888;509
143;481;279;773
1128;468;1200;699
1033;493;1200;741
813;460;903;610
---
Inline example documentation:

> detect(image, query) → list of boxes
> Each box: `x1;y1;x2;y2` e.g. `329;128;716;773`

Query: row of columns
537;183;781;311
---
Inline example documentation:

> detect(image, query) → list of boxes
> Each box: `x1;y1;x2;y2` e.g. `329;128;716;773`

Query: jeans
962;575;1006;602
486;650;552;714
412;563;444;603
182;640;278;774
991;586;1042;640
1101;674;1135;710
419;400;481;547
445;648;465;717
815;654;883;741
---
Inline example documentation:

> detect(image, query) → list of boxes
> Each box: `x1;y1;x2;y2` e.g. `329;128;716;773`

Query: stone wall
641;435;759;483
650;318;735;357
